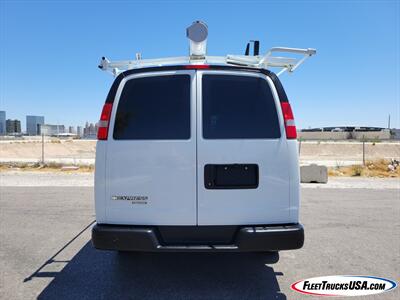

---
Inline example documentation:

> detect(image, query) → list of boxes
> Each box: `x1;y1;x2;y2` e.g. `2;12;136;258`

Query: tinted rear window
202;75;281;139
113;75;190;140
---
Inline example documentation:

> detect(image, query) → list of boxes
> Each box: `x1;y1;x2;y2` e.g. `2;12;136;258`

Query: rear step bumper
91;224;304;252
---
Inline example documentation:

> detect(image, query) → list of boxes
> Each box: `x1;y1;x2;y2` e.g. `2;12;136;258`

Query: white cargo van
92;21;316;252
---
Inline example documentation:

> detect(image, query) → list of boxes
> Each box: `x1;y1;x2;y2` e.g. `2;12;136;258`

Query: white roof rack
98;21;315;77
227;47;316;76
99;47;315;77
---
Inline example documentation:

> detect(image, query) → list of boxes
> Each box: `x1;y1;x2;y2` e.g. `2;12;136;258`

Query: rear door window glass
113;75;190;140
202;74;281;139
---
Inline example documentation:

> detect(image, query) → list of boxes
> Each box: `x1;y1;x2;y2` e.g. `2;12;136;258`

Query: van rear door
196;71;291;225
105;71;197;225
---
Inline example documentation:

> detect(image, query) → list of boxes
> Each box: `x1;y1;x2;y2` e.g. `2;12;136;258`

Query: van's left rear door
105;70;197;225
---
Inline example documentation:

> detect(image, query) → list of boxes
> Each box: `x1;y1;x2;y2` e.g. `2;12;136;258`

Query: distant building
84;121;98;138
40;124;65;136
77;126;83;137
0;111;5;135
301;126;385;133
6;119;21;134
89;123;96;135
84;122;89;137
68;126;75;134
26;115;45;135
391;128;400;140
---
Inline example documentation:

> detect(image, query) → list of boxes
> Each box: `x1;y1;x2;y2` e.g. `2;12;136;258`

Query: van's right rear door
196;70;291;225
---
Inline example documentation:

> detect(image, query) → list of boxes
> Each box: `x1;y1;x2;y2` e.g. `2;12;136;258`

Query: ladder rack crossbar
99;47;316;77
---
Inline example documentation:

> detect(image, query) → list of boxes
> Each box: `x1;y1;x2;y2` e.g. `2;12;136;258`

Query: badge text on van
112;195;148;204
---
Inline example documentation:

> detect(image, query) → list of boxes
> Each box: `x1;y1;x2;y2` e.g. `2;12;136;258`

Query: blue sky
1;0;399;130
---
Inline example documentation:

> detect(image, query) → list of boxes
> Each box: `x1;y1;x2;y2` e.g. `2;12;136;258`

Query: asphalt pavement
0;184;399;299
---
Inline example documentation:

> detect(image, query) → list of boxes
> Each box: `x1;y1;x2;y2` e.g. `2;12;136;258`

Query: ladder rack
99;47;316;77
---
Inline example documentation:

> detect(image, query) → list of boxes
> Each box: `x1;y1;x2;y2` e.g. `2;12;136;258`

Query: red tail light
97;103;113;140
280;102;297;139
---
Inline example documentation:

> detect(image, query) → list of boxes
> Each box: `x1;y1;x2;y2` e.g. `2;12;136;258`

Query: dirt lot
1;140;399;167
0;139;96;165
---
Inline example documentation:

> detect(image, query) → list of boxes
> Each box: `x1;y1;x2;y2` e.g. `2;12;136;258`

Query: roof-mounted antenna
244;40;260;56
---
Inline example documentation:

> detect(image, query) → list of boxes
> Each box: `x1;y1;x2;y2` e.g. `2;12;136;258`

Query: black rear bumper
92;224;304;252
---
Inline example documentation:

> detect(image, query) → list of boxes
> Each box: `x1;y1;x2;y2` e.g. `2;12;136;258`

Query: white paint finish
197;140;291;225
196;71;291;225
104;70;197;225
100;45;316;77
287;140;300;223
94;69;302;227
94;142;107;223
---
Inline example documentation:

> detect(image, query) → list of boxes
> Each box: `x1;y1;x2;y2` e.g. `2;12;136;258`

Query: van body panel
94;141;107;223
104;70;198;225
95;68;300;239
287;139;300;223
196;71;291;225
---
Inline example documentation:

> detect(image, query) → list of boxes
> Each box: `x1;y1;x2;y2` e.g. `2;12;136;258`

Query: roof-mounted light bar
186;21;208;59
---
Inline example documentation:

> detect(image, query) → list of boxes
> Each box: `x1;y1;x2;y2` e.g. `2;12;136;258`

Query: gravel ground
0;171;94;187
